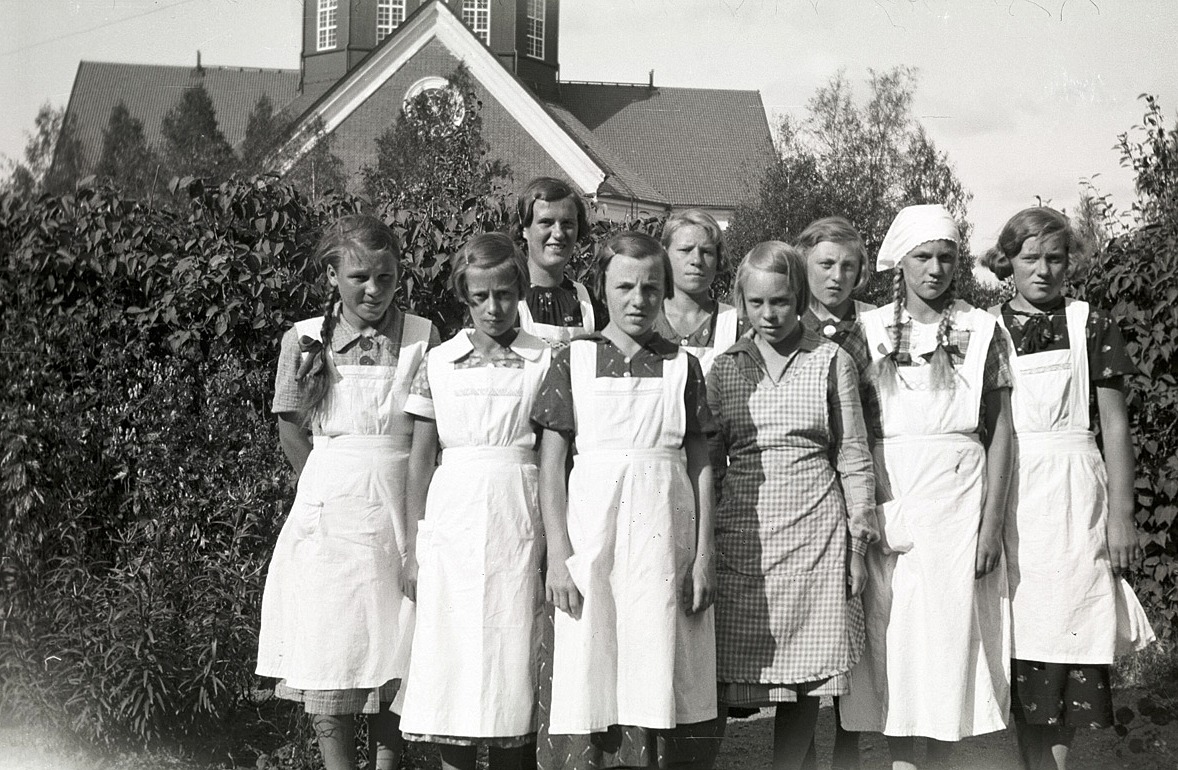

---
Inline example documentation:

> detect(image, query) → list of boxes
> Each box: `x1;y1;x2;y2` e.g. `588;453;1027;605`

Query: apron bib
549;340;716;733
400;331;548;739
841;302;1010;741
1000;299;1142;664
256;313;430;690
518;281;595;345
680;303;739;375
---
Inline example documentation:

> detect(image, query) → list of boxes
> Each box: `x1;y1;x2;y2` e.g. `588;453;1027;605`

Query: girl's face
327;248;399;330
900;239;958;303
465;264;521;340
523;197;579;274
805;241;861;315
666;224;719;297
604;254;666;339
1011;232;1068;305
742;268;800;345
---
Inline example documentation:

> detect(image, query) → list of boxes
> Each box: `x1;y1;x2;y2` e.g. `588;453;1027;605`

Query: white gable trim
276;0;606;195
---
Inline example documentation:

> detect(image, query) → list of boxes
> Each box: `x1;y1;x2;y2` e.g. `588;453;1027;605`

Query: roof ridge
559;80;762;95
79;59;299;75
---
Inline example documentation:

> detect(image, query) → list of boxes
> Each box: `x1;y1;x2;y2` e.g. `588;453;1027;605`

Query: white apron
256;313;431;690
399;331;549;739
680;302;739;375
549;340;717;734
996;299;1153;664
841;302;1010;741
517;280;596;345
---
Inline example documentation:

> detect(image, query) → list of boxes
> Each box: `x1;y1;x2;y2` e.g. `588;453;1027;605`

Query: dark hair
300;214;402;413
660;209;729;273
732;241;809;320
508;176;590;248
793;216;870;292
449;232;529;305
592;231;674;301
981;206;1090;281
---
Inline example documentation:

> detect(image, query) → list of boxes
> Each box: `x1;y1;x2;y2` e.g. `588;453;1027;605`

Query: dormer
301;0;559;95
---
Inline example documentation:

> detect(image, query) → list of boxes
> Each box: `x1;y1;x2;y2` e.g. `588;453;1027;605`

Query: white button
823;324;837;337
623;371;631;377
682;339;689;345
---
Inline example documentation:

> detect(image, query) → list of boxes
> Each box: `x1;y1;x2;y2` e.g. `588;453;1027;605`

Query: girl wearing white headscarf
839;205;1015;770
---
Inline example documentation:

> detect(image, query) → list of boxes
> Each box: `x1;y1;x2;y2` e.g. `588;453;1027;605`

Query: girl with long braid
840;205;1015;770
257;214;440;770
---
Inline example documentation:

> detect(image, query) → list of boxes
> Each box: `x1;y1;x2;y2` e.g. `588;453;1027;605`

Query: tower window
316;0;338;51
377;0;406;41
525;0;545;59
461;0;491;46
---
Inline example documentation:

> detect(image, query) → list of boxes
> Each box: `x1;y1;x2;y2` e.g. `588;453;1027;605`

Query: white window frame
525;0;545;59
376;0;406;41
316;0;338;51
461;0;491;46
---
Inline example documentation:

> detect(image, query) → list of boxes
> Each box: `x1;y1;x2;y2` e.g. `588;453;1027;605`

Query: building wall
326;37;570;194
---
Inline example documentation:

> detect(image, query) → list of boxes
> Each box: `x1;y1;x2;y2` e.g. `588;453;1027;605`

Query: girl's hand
848;551;867;598
546;559;583;620
1107;516;1141;576
975;532;1002;579
683;553;716;615
401;552;419;603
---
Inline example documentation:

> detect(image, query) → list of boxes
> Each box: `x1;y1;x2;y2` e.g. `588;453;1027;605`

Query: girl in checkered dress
706;241;876;770
840;205;1014;770
257;214;440;770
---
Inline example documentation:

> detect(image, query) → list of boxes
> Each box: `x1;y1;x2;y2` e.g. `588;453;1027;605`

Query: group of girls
256;173;1154;770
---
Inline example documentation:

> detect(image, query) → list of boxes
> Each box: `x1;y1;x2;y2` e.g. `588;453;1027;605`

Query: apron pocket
877;500;914;554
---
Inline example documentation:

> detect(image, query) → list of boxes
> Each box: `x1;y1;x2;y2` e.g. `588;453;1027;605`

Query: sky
3;0;1177;250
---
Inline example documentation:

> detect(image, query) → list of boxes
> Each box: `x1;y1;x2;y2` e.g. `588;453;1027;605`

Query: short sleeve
1087;308;1137;382
404;350;436;420
531;345;575;434
684;353;717;435
427;323;442;348
982;325;1014;394
272;326;305;415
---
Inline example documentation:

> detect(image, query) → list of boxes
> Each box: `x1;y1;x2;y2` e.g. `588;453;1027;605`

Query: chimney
648;69;654;88
194;50;204;76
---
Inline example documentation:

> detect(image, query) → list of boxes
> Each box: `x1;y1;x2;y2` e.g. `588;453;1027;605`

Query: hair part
509;176;590;247
732;241;810;320
300;214;402;415
793;215;870;292
449;232;529;306
593;231;674;301
981;206;1091;281
660;209;729;273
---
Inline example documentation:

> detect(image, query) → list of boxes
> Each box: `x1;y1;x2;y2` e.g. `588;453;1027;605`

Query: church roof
62;60;300;167
552;82;773;210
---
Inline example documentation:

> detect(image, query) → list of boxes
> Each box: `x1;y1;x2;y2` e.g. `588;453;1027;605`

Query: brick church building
60;0;773;225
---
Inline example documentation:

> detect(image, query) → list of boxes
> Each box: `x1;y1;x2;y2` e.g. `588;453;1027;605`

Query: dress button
359;337;374;350
623;371;631;378
823;324;837;337
682;339;690;345
359;355;375;365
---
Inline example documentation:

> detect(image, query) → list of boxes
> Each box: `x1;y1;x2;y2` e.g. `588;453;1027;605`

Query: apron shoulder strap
400;312;433;346
294;316;325;340
572;281;595;332
714;304;739;347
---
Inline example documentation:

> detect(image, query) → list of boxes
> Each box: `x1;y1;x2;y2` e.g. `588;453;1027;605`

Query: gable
321;37;578;193
62;61;300;174
277;0;606;196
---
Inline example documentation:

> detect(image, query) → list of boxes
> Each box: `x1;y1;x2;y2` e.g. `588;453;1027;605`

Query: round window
402;76;466;134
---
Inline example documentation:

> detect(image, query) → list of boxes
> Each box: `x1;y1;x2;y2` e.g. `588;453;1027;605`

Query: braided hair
871;265;958;392
298;214;402;415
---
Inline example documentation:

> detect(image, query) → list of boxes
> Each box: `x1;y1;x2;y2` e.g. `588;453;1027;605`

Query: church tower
301;0;560;95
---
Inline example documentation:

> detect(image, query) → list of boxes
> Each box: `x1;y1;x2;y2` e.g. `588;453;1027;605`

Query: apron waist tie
313;434;412;451
1017;429;1097;454
441;446;537;465
879;432;980;448
574;447;682;463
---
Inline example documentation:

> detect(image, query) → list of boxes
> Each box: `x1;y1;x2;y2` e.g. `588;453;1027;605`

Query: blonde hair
661;209;729;273
732;241;809;320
